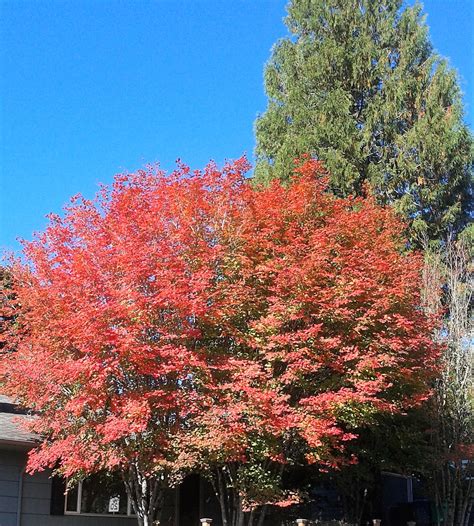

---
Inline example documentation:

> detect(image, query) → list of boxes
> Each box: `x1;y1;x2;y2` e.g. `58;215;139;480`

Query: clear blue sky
1;0;472;253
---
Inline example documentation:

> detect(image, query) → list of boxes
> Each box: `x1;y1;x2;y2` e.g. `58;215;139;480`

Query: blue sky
1;0;473;253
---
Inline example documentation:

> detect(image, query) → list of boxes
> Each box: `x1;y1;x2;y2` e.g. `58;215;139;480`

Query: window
65;472;135;517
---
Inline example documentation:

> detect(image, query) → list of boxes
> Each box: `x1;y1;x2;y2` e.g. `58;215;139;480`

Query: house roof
0;395;38;447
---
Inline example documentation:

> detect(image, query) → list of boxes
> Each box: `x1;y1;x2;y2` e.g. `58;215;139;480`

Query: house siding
0;449;136;526
0;450;23;526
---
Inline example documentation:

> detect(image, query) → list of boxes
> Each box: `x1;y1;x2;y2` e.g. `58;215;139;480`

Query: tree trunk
140;514;157;526
123;463;166;526
462;499;472;526
210;465;268;526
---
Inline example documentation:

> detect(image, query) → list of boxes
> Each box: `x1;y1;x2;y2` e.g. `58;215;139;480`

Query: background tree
422;236;473;526
254;0;473;242
0;267;20;355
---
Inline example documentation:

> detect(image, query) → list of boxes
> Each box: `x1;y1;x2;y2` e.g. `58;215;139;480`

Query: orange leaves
1;156;439;481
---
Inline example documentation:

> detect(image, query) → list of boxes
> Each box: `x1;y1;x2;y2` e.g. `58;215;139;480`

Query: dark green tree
0;268;19;356
254;0;473;242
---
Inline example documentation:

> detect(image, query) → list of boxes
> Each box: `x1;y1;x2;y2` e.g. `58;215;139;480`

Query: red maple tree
0;158;438;526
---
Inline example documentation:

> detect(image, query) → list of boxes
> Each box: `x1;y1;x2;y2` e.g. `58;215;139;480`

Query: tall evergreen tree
254;0;473;242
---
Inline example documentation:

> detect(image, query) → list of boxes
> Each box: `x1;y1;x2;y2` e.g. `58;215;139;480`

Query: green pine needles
254;0;473;243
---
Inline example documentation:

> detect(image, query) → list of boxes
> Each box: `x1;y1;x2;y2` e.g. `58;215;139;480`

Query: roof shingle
0;395;38;445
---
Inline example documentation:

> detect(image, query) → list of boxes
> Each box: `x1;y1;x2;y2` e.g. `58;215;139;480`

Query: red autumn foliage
0;157;439;519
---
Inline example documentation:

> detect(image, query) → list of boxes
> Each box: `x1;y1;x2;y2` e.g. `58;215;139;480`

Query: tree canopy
254;0;473;243
1;158;439;526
